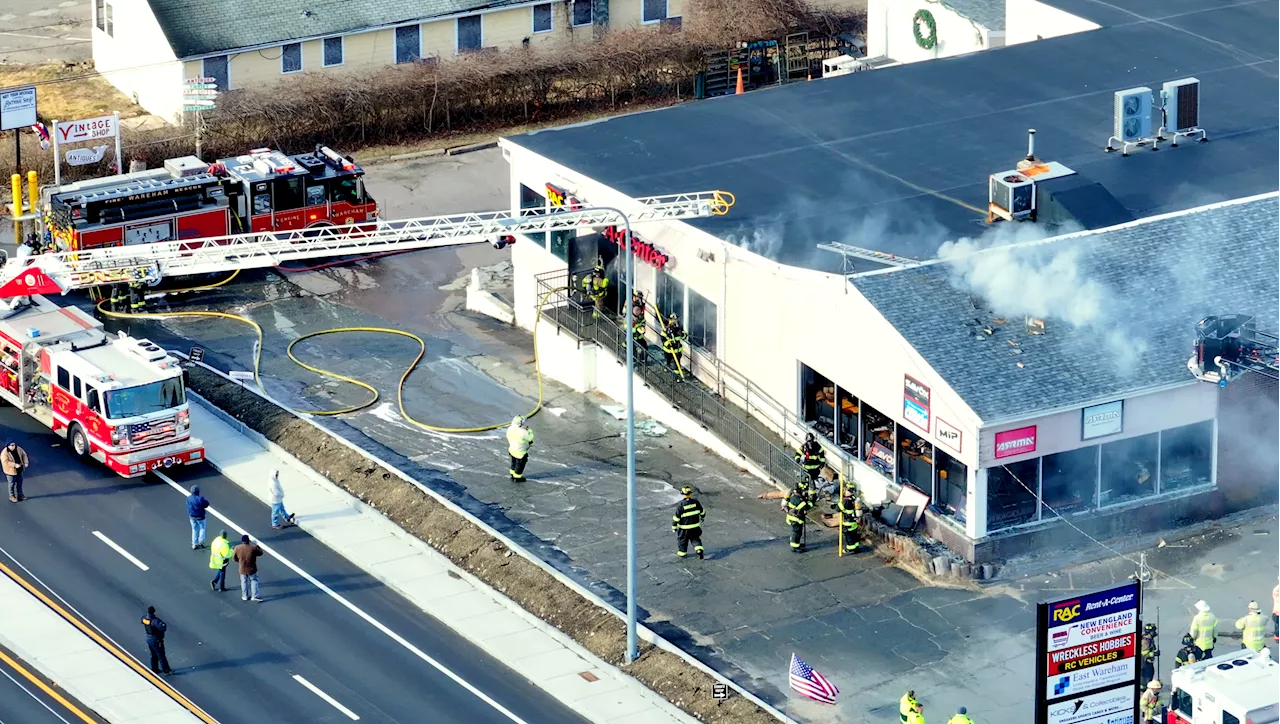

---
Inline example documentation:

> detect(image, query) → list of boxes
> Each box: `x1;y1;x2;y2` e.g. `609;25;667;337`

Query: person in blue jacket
186;485;210;550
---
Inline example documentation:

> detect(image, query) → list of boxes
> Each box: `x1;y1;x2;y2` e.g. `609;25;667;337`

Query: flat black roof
507;0;1278;272
851;194;1280;422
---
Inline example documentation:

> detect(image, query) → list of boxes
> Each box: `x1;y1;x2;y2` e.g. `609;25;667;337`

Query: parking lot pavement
0;0;90;63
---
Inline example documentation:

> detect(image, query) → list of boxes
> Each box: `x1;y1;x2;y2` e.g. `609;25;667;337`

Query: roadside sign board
55;115;118;144
0;85;37;131
1035;581;1141;724
188;347;205;363
183;89;219;97
184;77;217;84
184;83;218;90
228;371;254;382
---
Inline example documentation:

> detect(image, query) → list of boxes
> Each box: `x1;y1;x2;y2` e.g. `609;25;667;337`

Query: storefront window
656;272;685;327
519;184;547;247
862;404;894;480
1099;433;1158;506
800;363;835;441
549;229;572;262
687;288;717;354
935;450;967;522
1160;421;1213;492
896;425;934;496
836;389;858;454
1040;447;1098;516
987;460;1039;531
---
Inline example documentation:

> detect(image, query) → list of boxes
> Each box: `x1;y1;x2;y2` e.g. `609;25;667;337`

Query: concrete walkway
0;566;204;724
187;396;697;724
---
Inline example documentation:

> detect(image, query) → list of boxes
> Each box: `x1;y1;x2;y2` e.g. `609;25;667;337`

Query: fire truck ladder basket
1189;314;1279;385
0;191;735;297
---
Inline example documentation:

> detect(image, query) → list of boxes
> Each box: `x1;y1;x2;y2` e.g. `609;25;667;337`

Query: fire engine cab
0;296;203;477
43;146;377;251
1168;648;1279;724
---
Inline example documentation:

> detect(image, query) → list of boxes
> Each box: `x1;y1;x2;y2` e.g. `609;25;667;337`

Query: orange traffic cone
735;67;744;95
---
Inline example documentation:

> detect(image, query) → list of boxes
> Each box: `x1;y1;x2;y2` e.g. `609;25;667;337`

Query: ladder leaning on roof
0;190;736;299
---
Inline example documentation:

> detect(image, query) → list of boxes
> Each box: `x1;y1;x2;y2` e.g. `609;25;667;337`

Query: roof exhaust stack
1016;129;1040;170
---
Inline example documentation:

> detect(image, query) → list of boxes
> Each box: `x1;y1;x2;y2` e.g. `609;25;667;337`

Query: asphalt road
0;640;102;724
0;408;590;724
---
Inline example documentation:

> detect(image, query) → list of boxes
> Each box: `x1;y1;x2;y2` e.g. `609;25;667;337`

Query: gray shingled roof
148;0;526;57
935;0;1005;31
851;195;1280;423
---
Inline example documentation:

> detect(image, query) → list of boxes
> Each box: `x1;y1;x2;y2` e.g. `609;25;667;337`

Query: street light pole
619;211;638;665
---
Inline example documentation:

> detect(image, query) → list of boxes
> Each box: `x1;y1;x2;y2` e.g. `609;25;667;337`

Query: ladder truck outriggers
0;185;734;478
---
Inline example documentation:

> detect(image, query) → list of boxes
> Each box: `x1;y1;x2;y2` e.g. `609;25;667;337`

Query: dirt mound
189;367;778;724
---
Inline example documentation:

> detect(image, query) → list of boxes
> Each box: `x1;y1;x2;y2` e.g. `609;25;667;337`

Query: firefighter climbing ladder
0;190;736;297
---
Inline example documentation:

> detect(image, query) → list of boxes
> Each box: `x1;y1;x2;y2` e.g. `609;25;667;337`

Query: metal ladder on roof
0;190;736;298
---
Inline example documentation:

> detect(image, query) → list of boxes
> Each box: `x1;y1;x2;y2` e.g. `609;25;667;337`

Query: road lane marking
91;531;150;571
0;651;81;724
155;472;531;724
292;675;359;720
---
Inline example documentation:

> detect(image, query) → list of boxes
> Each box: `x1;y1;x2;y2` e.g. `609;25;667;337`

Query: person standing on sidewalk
208;530;232;592
233;534;264;602
267;470;296;529
506;416;534;483
785;489;813;553
141;606;172;675
186;485;210;550
671;486;706;559
2;441;28;503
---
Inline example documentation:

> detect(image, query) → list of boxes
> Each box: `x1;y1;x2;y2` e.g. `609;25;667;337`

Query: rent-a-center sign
1035;581;1141;724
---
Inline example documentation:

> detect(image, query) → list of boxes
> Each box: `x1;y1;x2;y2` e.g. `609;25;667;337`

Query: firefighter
1139;622;1159;685
900;690;922;723
630;291;647;349
661;314;687;375
129;281;147;312
581;268;608;318
1174;633;1202;668
671;486;706;559
947;707;973;724
1138;680;1161;723
1189;600;1218;658
506;415;534;482
110;283;127;312
1236;601;1267;652
834;492;861;553
785;488;813;553
795;432;826;483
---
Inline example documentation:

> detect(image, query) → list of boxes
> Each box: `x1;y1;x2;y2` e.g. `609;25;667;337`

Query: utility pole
194;111;204;160
620;210;639;665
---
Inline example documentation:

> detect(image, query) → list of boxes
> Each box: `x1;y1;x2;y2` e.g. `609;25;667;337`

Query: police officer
1174;633;1202;668
661;314;687;375
506;416;535;482
947;706;974;724
795;433;826;483
581;268;608;318
671;486;706;559
785;488;813;553
834;492;861;553
141;606;172;675
1139;622;1159;685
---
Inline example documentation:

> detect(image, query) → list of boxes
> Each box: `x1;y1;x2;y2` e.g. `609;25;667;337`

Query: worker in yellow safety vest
581;269;608;318
1139;680;1161;722
1236;601;1267;652
506;415;535;482
906;705;926;724
1189;600;1218;658
900;690;922;722
947;706;973;724
1272;580;1279;642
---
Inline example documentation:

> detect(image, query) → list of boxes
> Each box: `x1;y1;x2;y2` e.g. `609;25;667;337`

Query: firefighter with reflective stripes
581;268;608;318
1236;601;1267;652
1139;622;1159;685
662;314;687;375
1139;680;1161;723
834;492;861;553
671;486;705;559
795;433;826;483
506;415;534;482
129;281;147;312
109;283;128;312
631;291;647;350
785;489;813;553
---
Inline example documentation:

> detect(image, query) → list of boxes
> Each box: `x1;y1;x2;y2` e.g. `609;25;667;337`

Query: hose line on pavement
96;277;566;433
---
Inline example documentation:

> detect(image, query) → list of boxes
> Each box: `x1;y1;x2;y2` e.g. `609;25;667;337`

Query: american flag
789;654;839;704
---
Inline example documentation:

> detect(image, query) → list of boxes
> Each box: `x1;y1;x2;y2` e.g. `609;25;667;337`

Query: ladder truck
0;189;734;477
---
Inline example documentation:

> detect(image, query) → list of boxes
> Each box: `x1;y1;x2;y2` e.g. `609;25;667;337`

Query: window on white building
655;271;684;328
1159;421;1213;492
519;184;547;247
103;2;114;36
281;43;302;73
1099;433;1158;506
935;452;967;521
203;55;230;92
395;25;421;63
572;0;593;26
686;288;716;354
642;0;667;23
322;36;344;67
457;15;482;52
1040;447;1098;516
986;460;1039;531
532;3;553;33
95;0;105;31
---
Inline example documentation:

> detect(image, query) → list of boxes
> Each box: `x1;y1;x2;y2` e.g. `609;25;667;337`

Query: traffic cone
735;67;744;95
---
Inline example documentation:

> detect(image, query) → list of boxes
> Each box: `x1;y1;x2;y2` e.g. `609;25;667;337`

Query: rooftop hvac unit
1105;87;1154;155
988;171;1035;222
1159;77;1208;146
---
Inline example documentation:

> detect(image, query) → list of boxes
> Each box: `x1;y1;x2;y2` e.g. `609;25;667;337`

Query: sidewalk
0;565;204;724
187;396;697;724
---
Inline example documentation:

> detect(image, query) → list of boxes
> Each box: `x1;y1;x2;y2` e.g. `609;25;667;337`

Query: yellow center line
0;647;98;724
0;560;219;724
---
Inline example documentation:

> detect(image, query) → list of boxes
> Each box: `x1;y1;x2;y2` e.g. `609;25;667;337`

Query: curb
180;356;797;724
362;140;498;166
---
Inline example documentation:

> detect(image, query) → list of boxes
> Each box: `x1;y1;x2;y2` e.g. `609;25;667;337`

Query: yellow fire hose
96;273;567;434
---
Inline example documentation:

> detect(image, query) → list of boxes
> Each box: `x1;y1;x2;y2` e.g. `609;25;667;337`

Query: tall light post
608;208;640;665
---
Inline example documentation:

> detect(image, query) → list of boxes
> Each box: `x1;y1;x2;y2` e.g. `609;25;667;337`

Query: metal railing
537;269;806;487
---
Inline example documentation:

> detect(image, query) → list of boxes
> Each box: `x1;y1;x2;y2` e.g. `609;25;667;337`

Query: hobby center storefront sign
1035;581;1142;724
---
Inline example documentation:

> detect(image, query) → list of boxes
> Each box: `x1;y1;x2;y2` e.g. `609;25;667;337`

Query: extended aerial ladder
0;190;735;298
1188;314;1279;386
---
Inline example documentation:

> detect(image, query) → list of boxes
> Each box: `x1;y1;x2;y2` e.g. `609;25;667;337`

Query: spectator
185;485;210;550
208;530;232;592
267;470;296;529
2;441;28;503
233;534;264;602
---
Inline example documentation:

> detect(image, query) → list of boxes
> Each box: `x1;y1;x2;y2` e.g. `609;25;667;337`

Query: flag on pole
789;653;839;704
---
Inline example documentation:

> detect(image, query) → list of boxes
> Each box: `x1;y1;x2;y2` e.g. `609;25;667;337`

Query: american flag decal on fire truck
129;419;176;444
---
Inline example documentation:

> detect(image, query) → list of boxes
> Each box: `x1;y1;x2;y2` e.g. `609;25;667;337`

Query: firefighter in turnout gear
581;268;608;318
834;492;861;553
1189;600;1218;658
506;416;534;482
631;291;647;352
661;314;687;376
1140;622;1159;685
1139;679;1161;723
785;489;813;553
795;433;826;483
1236;601;1267;652
671;486;706;559
109;283;127;312
129;281;147;312
1174;633;1202;668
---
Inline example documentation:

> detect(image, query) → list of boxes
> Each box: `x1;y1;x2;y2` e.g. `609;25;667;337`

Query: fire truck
1167;648;1279;724
0;295;203;477
42;146;377;251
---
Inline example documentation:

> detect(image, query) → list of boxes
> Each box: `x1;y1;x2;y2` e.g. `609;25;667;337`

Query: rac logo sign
1053;602;1082;623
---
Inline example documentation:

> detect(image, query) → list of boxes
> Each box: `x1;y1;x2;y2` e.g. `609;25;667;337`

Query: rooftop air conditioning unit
988;171;1035;221
1113;87;1153;142
1161;77;1200;133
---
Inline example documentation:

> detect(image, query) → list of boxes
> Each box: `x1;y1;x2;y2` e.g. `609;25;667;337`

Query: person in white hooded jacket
267;469;296;529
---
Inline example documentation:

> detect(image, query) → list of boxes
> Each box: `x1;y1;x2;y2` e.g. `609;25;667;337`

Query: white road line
292;675;360;721
155;472;530;724
0;665;73;724
91;531;150;571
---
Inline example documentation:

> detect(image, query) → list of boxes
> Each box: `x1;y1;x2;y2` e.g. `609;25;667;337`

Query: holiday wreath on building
913;8;938;49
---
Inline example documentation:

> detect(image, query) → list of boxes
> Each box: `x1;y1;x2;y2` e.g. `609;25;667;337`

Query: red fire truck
0;296;204;477
43;146;377;251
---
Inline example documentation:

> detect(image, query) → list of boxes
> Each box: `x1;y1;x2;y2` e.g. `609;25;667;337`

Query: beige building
92;0;684;124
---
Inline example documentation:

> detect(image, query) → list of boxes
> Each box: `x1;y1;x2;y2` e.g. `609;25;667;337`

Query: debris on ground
633;420;668;437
